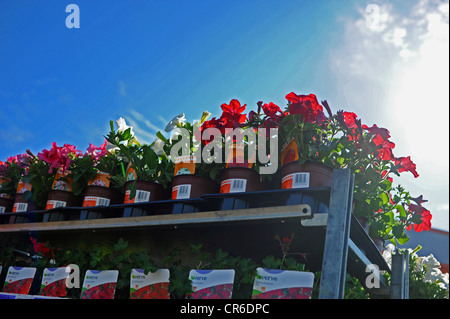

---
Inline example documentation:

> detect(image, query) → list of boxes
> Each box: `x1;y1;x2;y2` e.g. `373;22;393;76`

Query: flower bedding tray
0;187;330;225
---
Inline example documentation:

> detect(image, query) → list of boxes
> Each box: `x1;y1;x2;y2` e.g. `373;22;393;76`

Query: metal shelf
0;169;408;299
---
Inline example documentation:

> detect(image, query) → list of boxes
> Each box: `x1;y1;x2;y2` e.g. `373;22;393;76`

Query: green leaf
156;131;168;144
113;237;128;251
379;192;389;205
396;204;407;218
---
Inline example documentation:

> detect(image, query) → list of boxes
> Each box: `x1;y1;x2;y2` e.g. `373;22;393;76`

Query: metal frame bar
391;250;410;299
0;204;312;233
319;169;354;299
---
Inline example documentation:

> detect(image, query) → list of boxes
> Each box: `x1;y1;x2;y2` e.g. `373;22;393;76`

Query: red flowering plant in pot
105;117;171;204
277;92;335;190
199;99;281;194
330;108;430;247
277;91;431;247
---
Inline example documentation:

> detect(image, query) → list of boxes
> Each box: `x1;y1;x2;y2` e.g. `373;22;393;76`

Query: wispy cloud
123;109;167;145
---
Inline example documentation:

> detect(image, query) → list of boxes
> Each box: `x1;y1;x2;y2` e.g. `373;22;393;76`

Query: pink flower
38;143;81;173
85;140;108;161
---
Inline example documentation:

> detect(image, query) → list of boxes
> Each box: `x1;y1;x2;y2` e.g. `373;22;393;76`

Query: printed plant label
188;269;235;299
124;190;151;204
252;268;314;299
40;267;71;297
16;180;32;194
45;200;67;210
82;196;110;207
0;177;11;198
3;266;36;295
126;164;137;181
12;202;28;213
281;172;310;189
51;169;73;191
174;155;196;176
80;270;119;299
87;171;111;188
280;138;299;166
220;179;247;193
225;143;254;169
130;269;170;299
172;184;191;200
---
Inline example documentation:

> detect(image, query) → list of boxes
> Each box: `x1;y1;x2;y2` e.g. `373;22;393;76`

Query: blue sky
0;0;448;230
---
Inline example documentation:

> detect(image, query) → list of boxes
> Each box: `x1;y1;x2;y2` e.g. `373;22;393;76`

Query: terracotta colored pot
82;186;123;207
124;180;165;204
281;161;333;189
0;197;14;213
12;193;37;212
219;167;263;193
46;190;82;209
171;175;218;200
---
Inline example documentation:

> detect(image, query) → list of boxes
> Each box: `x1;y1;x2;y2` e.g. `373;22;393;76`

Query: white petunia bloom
165;113;186;132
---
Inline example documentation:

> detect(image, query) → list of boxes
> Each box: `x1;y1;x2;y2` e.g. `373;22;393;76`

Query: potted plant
200;99;275;195
275;91;430;247
105;117;170;205
160;112;221;200
0;154;28;213
37;142;87;213
79;141;125;210
277;92;335;190
7;150;56;222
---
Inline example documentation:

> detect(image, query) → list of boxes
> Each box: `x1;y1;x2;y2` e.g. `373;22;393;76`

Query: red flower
394;156;419;178
285;92;326;124
201;117;225;145
337;111;362;141
30;236;55;258
220;99;247;128
363;124;396;161
262;102;283;119
407;204;432;232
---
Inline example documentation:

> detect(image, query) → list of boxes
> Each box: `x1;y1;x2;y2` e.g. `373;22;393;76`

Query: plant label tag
45;200;67;210
88;171;111;187
225;143;254;168
281;173;310;189
252;268;314;299
3;266;37;294
188;269;235;299
80;270;119;299
174;155;196;175
130;269;170;299
281;138;299;166
172;184;191;200
126;163;137;181
124;190;151;204
12;202;28;212
16;180;32;194
40;267;71;297
82;196;110;207
51;169;73;191
220;179;247;193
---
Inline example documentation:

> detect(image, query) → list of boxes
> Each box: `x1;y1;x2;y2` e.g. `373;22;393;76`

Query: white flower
165;114;186;132
382;243;396;266
115;117;140;145
151;137;166;156
116;117;134;134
